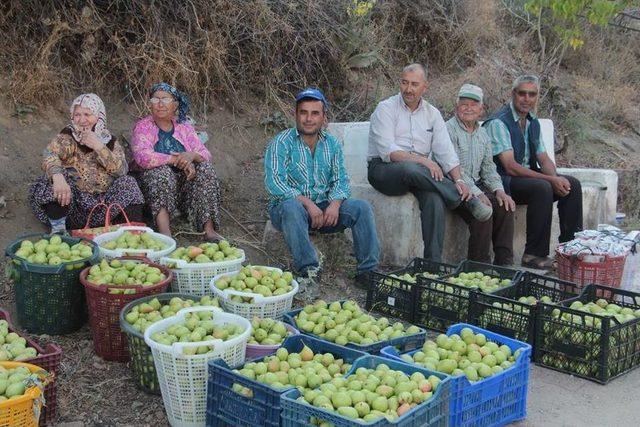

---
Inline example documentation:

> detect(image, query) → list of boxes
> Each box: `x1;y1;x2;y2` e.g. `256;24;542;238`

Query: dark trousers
510;175;583;257
454;186;514;265
367;159;462;261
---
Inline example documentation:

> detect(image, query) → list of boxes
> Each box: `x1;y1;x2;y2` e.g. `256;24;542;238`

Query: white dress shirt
368;93;460;173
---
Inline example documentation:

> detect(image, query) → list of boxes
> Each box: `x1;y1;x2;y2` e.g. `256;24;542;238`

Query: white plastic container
210;267;299;320
144;307;251;427
158;250;245;296
94;226;176;261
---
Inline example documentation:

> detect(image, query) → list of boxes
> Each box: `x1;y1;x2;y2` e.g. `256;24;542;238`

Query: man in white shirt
368;63;491;261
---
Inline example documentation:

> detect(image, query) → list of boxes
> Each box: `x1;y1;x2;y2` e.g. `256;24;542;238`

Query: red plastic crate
555;249;627;287
80;257;172;361
0;308;62;426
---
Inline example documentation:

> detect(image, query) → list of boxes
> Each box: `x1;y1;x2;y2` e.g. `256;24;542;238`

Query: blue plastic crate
283;301;426;354
206;334;366;427
381;323;532;427
280;355;450;427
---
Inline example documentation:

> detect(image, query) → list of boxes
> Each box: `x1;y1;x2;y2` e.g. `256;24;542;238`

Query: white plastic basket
144;307;251;427
157;250;245;296
93;226;176;261
210;266;299;320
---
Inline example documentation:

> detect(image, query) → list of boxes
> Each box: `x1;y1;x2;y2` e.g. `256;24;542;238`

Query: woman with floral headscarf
29;93;145;233
131;83;223;241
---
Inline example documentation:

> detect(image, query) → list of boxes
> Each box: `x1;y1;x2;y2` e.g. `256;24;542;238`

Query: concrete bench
326;120;618;266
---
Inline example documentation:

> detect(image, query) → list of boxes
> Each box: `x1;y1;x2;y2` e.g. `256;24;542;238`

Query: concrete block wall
327;121;618;266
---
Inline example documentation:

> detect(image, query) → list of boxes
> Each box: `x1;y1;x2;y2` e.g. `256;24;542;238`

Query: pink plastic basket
244;323;300;360
556;249;627;287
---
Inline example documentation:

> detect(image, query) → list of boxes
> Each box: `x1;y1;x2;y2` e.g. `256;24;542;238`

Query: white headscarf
68;93;112;145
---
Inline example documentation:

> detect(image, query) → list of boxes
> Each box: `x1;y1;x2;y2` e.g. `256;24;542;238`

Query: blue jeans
269;198;380;275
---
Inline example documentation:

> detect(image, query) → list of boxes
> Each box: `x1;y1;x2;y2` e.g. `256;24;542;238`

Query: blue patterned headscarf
149;82;190;123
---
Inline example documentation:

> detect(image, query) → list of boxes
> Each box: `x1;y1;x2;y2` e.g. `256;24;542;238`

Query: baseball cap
457;84;483;103
295;87;328;108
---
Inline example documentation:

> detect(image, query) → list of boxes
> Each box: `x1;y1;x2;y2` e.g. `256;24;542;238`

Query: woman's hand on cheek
80;131;103;150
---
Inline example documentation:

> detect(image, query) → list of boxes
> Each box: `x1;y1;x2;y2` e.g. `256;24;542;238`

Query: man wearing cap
264;88;380;300
368;63;491;262
483;74;583;269
446;84;516;265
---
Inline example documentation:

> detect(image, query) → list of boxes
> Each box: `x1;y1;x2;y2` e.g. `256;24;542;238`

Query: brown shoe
521;254;555;270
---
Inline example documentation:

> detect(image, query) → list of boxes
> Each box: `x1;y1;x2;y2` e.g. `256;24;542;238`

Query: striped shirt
446;116;503;196
264;128;351;207
484;102;546;167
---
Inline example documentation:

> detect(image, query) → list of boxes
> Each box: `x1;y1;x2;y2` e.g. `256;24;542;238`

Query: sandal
205;233;225;244
521;254;555;270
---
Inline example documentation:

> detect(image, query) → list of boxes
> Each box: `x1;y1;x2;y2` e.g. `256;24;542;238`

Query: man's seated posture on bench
483;74;583;269
446;84;516;266
367;63;490;262
264;88;380;301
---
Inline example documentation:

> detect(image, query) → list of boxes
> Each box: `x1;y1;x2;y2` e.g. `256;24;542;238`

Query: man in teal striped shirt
264;88;379;299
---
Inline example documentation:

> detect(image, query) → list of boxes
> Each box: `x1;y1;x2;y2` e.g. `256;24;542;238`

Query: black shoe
354;271;372;290
494;259;514;267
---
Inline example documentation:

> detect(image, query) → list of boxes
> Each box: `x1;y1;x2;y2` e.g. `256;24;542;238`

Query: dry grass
383;0;479;75
2;1;637;121
0;0;493;120
617;168;640;220
561;28;640;129
459;1;502;45
1;1;360;115
2;0;639;216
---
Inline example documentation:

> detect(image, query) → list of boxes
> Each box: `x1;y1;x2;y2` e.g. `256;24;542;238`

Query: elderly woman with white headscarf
29;93;144;233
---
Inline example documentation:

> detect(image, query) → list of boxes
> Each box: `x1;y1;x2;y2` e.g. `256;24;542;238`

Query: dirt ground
1;93;639;426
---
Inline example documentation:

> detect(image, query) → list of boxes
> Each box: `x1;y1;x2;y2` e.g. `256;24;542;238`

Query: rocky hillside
1;0;639;241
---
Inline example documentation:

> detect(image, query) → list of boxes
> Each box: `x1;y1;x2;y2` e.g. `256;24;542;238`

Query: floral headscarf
150;82;190;123
68;93;112;145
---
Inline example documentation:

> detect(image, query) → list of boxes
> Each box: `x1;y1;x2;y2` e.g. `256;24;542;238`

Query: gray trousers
367;159;462;261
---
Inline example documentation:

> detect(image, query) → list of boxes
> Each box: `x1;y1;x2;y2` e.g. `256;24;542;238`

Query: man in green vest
484;75;583;269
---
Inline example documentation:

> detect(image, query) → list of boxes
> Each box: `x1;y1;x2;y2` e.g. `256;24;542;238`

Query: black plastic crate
365;258;457;322
414;260;523;332
535;284;640;383
470;272;582;346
